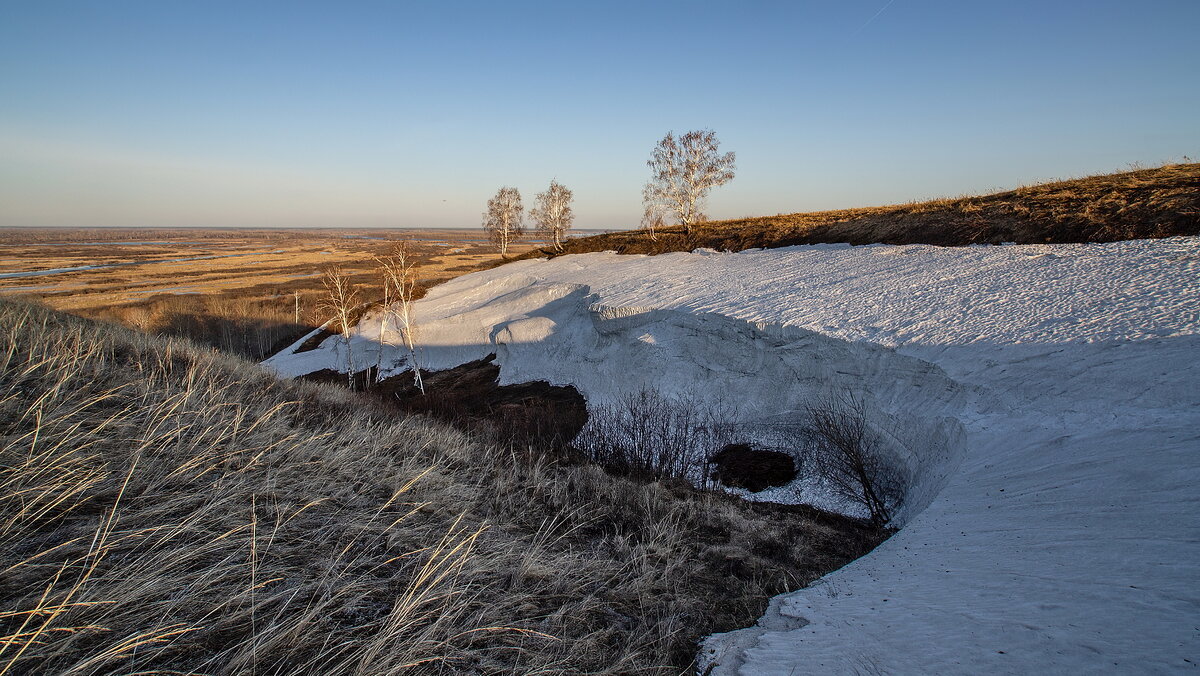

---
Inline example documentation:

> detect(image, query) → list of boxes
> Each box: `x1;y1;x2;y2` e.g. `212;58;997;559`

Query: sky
1;0;1197;229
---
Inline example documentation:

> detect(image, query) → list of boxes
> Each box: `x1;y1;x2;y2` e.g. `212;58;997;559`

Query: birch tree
640;193;668;241
642;129;735;233
375;243;425;394
483;187;524;255
319;266;360;389
530;180;574;251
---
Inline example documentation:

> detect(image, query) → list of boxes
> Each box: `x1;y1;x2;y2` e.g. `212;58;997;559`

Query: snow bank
268;273;968;520
264;236;1200;673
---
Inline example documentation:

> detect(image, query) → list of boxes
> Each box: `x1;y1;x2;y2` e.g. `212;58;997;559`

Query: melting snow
265;237;1199;673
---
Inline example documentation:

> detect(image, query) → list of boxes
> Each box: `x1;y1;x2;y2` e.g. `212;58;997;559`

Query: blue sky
1;0;1196;229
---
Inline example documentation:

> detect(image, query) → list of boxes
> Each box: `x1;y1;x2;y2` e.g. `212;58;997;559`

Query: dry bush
0;298;888;674
573;387;738;483
801;391;909;526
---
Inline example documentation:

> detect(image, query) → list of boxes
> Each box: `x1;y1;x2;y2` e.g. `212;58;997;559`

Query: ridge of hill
520;163;1199;258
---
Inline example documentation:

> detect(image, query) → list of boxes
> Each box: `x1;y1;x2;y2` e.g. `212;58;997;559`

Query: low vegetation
519;163;1200;258
573;387;737;484
801;392;909;527
0;298;886;674
83;292;320;361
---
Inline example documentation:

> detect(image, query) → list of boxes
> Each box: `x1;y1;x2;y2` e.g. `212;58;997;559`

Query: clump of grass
0;298;886;674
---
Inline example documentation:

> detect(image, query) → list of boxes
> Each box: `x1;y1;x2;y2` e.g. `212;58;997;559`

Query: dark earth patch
301;355;589;453
710;443;798;492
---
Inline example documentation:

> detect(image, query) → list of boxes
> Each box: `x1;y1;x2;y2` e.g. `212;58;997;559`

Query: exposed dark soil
302;355;590;453
710;443;798;492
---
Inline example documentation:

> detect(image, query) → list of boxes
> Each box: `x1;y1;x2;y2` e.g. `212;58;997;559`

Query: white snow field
265;237;1200;673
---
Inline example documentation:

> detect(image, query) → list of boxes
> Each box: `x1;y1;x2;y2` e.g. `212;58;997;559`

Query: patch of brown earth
302;355;589;452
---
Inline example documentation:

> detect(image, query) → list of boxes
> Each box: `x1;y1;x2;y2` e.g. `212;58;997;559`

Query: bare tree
640;196;667;241
530;180;574;251
375;242;425;394
643;129;735;233
319;266;361;389
803;391;907;526
482;187;524;255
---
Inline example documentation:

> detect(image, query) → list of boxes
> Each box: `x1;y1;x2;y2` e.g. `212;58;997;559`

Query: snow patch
264;237;1200;673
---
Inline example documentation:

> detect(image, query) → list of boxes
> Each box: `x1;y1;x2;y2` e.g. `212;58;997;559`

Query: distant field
0;227;536;310
0;228;542;358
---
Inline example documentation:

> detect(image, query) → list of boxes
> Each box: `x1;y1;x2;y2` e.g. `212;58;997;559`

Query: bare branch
803;391;907;526
375;242;424;393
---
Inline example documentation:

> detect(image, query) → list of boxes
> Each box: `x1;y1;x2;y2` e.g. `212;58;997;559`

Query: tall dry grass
85;293;319;361
0;300;494;673
0;298;885;674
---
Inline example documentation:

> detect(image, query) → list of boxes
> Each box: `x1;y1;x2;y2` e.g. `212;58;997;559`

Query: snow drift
265;237;1199;673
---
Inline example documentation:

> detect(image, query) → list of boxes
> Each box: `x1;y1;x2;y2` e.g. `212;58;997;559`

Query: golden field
0;228;540;359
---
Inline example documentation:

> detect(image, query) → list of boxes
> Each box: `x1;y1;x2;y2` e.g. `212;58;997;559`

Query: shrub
572;387;737;483
802;391;908;526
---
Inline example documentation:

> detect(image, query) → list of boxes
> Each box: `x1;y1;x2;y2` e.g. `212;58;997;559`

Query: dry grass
518;162;1200;259
0;298;886;674
0;229;539;361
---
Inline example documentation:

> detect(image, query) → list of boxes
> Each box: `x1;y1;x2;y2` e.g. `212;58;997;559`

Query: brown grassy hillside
0;298;885;674
523;163;1199;259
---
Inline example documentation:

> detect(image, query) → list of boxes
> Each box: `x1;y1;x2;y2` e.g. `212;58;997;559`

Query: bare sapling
643;129;736;234
530;180;574;251
483;187;524;255
640;195;667;241
803;390;907;526
376;243;425;394
319;266;360;389
373;258;392;380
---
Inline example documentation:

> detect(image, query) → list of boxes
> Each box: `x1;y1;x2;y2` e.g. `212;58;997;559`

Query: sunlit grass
0;298;885;674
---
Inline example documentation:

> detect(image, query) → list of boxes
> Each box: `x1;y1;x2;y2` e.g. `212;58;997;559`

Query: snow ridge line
588;302;823;344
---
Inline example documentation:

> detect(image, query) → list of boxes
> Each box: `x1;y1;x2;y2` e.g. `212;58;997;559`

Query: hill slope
269;235;1200;672
0;298;881;674
522;163;1199;257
